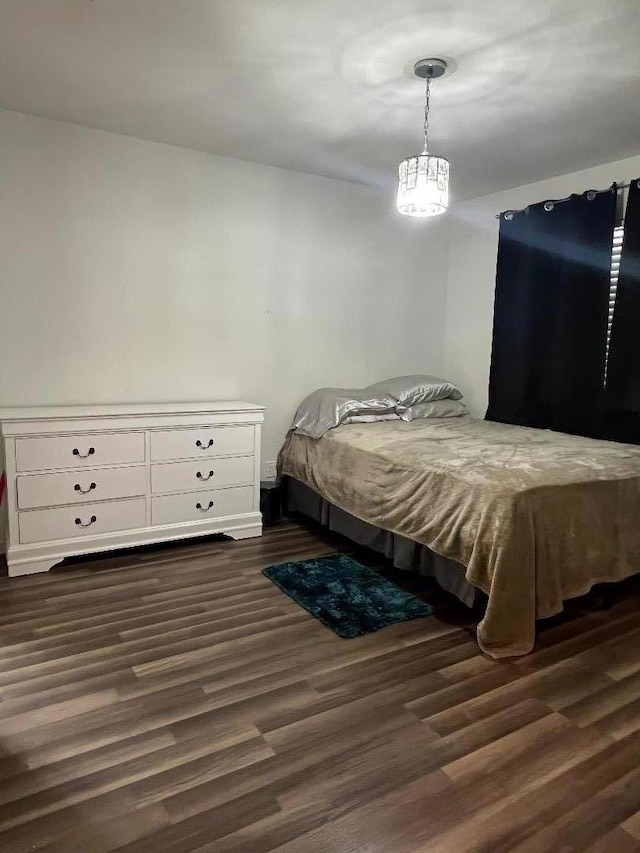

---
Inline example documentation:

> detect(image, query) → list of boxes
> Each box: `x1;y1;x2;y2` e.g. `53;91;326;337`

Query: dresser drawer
151;486;253;527
19;498;147;545
151;456;254;495
15;432;145;473
17;466;147;510
150;426;253;462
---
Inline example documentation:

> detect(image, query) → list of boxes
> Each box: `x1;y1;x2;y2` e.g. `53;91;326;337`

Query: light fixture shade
397;154;449;217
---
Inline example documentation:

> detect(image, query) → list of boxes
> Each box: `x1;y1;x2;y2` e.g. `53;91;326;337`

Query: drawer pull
73;447;95;459
196;501;214;512
196;470;214;481
75;515;97;528
196;439;214;450
74;482;97;494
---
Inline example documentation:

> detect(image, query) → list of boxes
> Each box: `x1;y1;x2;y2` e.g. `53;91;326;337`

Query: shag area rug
263;554;433;638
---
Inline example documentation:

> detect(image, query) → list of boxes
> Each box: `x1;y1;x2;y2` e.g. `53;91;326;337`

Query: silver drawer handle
196;470;214;481
73;447;95;459
75;515;97;528
196;439;214;450
74;482;97;494
196;501;214;512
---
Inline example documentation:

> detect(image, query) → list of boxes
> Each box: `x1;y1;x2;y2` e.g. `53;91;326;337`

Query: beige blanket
278;417;640;658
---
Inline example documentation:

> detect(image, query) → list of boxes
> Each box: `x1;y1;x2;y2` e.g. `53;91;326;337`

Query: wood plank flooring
0;519;639;852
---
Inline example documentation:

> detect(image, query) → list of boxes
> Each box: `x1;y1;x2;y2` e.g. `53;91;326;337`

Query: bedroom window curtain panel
604;178;640;443
486;188;617;438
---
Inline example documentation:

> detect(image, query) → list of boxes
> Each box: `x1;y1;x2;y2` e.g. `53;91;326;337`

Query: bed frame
282;475;482;610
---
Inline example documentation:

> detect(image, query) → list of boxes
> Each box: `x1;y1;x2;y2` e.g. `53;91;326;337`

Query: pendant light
397;58;449;218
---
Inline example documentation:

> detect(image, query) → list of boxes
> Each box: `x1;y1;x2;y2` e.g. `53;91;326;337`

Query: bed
278;415;640;658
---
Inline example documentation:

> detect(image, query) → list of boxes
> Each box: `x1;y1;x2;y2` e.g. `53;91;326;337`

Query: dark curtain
604;179;640;443
486;188;617;437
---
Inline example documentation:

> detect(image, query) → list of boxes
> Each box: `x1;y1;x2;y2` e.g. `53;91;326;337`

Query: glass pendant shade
397;153;449;217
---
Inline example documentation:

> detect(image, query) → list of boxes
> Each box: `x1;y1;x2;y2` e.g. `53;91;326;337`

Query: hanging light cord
423;75;431;154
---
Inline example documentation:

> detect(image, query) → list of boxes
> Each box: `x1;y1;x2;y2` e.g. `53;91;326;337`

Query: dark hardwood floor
0;520;639;852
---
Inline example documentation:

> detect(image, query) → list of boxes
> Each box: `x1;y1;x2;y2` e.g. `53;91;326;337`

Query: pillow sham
344;413;401;424
399;399;468;421
292;388;397;439
365;374;463;409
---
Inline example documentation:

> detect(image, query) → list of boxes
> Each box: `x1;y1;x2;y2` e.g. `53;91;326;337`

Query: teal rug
262;554;433;638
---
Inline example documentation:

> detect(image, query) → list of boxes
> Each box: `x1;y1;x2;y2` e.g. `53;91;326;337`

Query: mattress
278;416;640;658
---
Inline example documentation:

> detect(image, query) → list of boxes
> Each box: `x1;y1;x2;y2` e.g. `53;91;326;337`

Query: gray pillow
344;413;401;424
399;399;468;421
365;374;463;409
292;388;397;439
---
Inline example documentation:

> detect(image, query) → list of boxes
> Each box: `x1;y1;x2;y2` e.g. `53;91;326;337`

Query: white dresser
0;401;264;577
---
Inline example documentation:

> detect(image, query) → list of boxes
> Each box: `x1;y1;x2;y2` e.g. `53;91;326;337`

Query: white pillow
400;400;468;421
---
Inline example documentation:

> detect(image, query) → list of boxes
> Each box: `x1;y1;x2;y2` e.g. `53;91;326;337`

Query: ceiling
1;0;640;201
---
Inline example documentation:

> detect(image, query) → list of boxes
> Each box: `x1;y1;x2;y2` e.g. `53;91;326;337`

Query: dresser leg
8;558;61;577
226;525;263;541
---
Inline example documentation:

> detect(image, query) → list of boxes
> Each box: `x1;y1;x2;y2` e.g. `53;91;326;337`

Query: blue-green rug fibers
262;554;433;638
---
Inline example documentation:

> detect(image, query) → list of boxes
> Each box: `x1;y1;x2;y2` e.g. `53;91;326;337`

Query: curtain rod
495;180;640;220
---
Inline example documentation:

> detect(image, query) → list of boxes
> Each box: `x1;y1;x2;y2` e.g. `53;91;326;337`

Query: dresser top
0;401;264;423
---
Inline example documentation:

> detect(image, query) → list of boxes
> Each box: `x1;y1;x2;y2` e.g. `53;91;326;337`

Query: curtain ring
544;201;554;211
504;211;514;221
586;191;597;201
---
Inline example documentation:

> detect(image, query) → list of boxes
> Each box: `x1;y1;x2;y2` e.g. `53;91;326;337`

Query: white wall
443;153;640;416
3;107;639;474
0;110;449;474
3;108;640;553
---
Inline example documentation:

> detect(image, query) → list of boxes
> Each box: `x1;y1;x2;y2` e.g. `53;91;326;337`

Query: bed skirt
283;475;478;609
